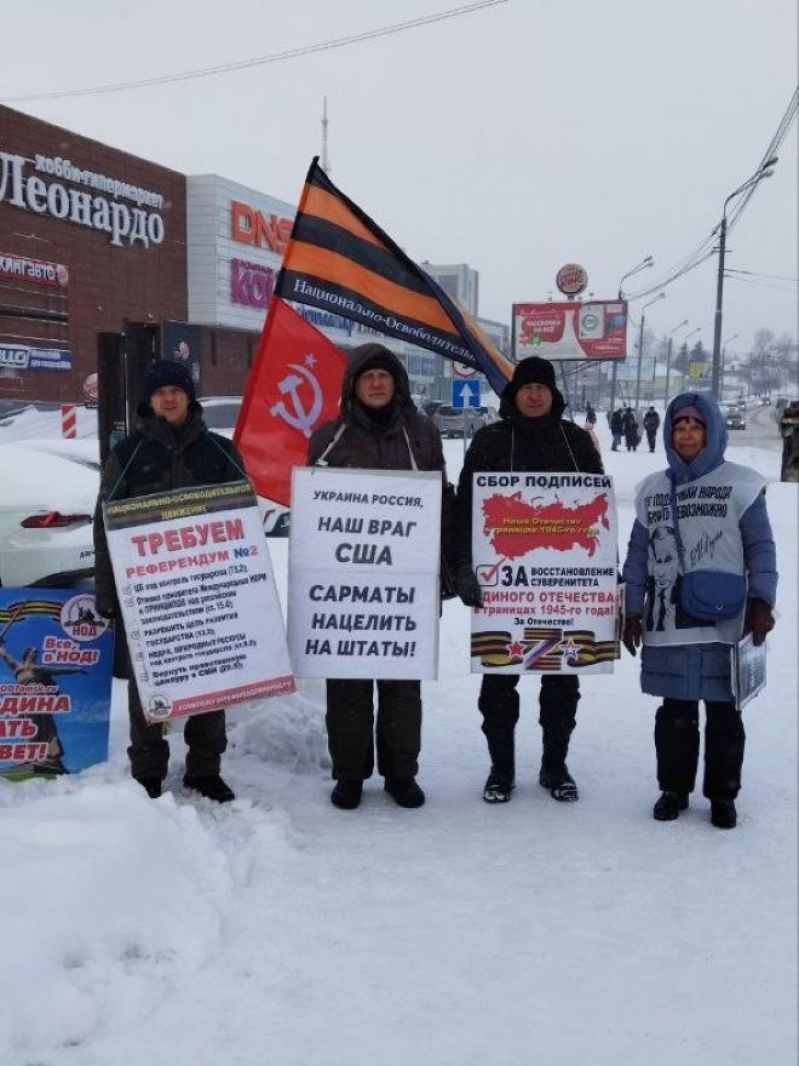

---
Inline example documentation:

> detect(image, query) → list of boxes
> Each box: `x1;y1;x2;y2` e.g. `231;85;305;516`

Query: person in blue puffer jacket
621;392;777;829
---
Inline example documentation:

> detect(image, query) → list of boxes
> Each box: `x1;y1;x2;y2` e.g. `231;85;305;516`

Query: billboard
512;301;628;361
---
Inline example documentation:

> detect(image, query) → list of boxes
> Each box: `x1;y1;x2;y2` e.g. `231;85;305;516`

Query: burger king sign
555;263;588;298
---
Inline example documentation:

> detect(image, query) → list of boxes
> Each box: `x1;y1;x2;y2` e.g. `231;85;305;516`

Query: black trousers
478;674;580;771
655;698;745;800
113;619;227;781
325;678;421;781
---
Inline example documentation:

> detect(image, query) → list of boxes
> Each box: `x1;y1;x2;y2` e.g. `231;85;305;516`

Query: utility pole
711;158;777;398
321;96;330;173
609;255;653;413
634;293;666;411
663;320;689;406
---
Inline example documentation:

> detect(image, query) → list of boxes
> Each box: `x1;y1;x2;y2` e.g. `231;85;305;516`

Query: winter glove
453;564;483;608
622;614;642;657
745;598;774;646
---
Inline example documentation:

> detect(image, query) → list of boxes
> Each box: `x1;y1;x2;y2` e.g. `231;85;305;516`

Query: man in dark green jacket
308;343;451;811
453;356;604;805
93;360;246;802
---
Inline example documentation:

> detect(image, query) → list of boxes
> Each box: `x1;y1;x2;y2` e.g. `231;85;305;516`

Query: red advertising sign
512;301;628;362
0;251;69;288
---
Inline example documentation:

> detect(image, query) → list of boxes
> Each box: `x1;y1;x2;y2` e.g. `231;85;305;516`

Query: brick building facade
0;104;187;403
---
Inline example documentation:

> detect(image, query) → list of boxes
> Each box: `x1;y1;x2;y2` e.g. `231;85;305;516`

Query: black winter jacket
93;404;247;615
307;344;455;589
454;400;603;566
307;345;446;474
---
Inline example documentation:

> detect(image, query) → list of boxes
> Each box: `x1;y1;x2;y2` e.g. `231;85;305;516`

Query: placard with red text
103;481;294;721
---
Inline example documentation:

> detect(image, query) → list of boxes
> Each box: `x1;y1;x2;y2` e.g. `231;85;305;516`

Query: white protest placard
288;467;442;679
104;480;295;721
470;472;619;674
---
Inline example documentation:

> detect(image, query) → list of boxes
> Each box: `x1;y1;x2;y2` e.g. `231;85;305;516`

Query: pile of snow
0;415;795;1066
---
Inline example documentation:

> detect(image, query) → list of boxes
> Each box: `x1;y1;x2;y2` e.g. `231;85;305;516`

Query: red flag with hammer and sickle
234;297;347;506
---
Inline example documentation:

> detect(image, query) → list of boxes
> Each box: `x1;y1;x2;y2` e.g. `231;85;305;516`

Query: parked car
197;396;290;536
722;404;747;431
420;400;446;420
432;404;497;438
0;440;99;587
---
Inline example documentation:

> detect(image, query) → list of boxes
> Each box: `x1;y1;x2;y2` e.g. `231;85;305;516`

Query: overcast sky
3;0;797;356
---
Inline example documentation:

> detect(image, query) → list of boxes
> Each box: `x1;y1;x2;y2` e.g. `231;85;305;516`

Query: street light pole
634;293;666;411
721;333;738;401
664;319;689;406
609;255;653;414
676;327;701;396
711;159;777;399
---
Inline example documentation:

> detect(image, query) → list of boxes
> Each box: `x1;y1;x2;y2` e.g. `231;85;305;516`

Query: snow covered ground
0;411;796;1066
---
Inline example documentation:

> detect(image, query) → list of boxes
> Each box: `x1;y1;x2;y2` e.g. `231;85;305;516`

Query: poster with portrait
0;589;114;780
470;472;619;674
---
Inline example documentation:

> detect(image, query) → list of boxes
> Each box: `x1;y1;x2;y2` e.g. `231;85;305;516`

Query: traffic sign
452;379;480;409
453;362;478;379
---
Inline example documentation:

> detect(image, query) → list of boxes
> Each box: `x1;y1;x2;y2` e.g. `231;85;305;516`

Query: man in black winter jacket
93;360;247;802
452;356;604;804
642;406;661;453
307;343;450;811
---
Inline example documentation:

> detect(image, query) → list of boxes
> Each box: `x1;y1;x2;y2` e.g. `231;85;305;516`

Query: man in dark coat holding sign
93;360;247;802
453;356;604;804
308;343;450;811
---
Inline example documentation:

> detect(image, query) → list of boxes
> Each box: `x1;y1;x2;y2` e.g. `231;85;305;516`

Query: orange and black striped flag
275;158;514;396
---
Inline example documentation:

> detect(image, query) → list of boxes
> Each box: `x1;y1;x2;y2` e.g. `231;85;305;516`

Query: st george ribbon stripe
276;157;514;394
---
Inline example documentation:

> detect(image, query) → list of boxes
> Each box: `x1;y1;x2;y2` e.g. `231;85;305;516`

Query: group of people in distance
609;405;661;453
93;348;778;830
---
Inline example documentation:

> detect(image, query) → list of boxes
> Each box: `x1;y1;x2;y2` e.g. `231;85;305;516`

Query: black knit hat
501;355;565;419
510;356;558;392
351;344;399;383
142;360;196;405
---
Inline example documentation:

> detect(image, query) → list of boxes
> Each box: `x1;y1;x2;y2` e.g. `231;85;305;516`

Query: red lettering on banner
231;200;292;254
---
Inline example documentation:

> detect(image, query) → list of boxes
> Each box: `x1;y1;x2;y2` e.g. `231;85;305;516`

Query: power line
724;274;797;293
1;0;508;103
623;85;799;303
725;268;798;284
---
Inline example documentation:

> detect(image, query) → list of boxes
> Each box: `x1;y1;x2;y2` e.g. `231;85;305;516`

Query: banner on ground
103;480;295;721
512;302;628;361
233;297;347;508
274;157;514;396
288;467;441;679
470;472;619;674
0;590;113;780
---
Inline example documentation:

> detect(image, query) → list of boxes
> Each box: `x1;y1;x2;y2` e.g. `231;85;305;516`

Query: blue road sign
452;379;480;408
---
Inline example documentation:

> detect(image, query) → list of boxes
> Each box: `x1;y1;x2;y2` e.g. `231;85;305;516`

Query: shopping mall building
0;104;508;407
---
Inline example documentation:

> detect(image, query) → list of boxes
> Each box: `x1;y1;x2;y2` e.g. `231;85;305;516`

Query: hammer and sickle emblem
270;360;323;438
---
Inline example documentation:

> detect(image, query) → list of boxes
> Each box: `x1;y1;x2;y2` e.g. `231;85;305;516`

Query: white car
0;440;99;587
198;396;291;537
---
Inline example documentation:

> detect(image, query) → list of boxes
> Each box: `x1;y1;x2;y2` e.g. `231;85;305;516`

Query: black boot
483;769;515;803
135;776;162;799
384;776;426;808
710;799;737;829
653;790;689;821
483;728;515;803
331;779;363;810
539;765;579;801
183;774;235;803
